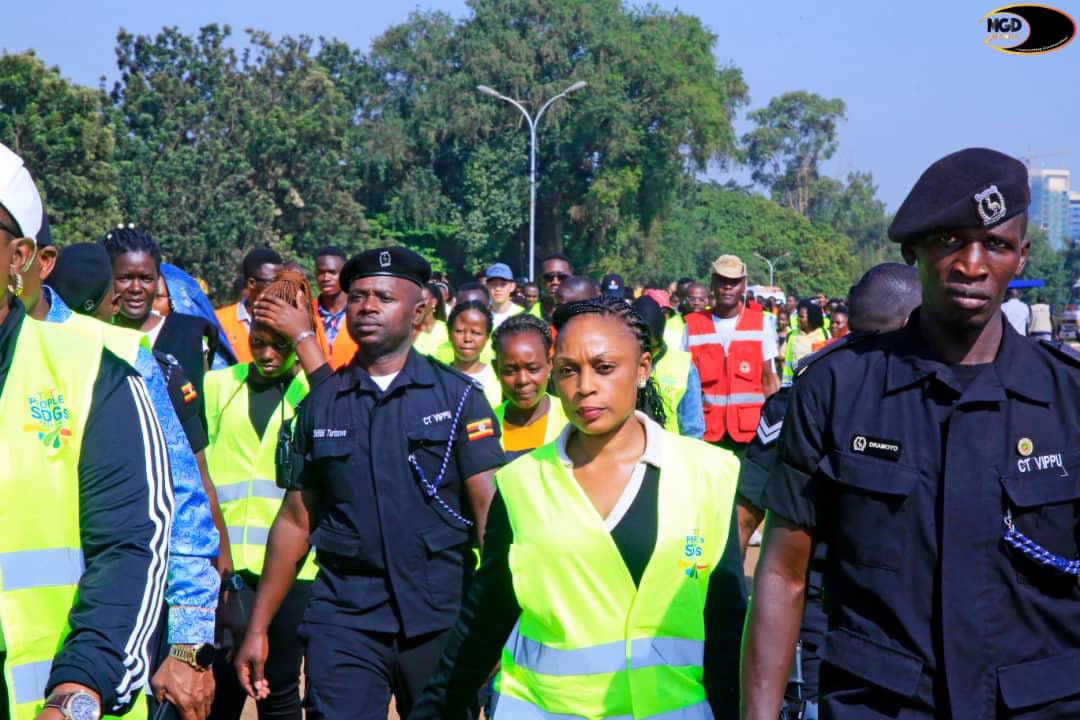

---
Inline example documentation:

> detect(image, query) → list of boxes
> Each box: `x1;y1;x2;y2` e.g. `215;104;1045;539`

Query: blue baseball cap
485;263;514;281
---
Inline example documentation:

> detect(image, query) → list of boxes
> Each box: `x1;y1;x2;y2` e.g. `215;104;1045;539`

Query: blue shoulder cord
1003;510;1080;575
407;383;475;527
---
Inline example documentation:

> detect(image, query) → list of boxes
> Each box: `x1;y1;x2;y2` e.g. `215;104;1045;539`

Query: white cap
0;142;50;245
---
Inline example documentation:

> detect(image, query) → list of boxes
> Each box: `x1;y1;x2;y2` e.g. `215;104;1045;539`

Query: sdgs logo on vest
24;388;73;449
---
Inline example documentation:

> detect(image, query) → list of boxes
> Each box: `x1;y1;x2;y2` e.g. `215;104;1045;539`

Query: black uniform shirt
290;349;505;638
763;311;1080;719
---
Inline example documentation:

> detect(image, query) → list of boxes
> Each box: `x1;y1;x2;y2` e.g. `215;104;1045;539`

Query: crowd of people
2;138;1079;720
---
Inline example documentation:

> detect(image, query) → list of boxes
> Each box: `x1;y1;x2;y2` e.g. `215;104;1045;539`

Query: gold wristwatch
169;642;215;670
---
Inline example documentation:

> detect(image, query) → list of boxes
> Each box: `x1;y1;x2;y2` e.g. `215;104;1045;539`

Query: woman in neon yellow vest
203;270;328;720
412;282;449;357
490;313;567;462
448;299;502;409
411;296;745;719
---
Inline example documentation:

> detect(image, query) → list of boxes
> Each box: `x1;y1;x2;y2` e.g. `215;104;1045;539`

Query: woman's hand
252;292;312;343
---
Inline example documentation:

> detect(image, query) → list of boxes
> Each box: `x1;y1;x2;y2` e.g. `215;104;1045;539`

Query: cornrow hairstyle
100;223;162;269
253;269;318;340
551;296;668;428
424;282;448;322
491;313;553;358
448;299;494;337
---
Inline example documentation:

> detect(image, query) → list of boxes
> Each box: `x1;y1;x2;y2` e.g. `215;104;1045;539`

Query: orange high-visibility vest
215;302;252;364
685;309;767;443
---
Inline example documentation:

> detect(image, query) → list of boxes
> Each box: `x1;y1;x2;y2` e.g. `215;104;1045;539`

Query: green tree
0;52;121;243
808;170;897;271
629;180;859;297
111;25;374;298
1022;225;1071;309
362;0;747;276
741;91;846;216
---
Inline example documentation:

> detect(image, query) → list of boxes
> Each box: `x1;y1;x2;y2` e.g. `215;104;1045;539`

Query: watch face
195;643;216;668
69;693;101;720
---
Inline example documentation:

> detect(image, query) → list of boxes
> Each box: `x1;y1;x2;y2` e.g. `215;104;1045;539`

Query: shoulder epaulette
1037;338;1080;368
793;331;876;379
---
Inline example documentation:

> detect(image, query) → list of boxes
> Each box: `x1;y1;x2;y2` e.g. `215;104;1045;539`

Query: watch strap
44;692;74;711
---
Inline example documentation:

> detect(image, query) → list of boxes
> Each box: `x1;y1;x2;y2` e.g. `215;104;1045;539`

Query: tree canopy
7;2;1061;306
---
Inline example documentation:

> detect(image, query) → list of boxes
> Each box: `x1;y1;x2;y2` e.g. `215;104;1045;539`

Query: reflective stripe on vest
204;363;316;579
505;624;704;676
685;329;767;346
0;317;99;720
494;694;714;720
0;548;84;590
701;392;766;406
493;429;739;717
685;310;766;443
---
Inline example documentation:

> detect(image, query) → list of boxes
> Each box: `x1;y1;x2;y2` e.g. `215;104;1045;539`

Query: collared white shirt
555;411;664;531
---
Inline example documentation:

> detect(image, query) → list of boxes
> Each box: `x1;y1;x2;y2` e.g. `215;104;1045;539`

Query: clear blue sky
4;0;1078;210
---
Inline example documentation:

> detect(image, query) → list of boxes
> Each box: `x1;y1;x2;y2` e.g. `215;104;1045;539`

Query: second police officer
233;247;505;719
742;148;1080;719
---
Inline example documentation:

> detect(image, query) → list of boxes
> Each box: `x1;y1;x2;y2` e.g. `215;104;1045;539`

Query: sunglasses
542;272;570;282
0;220;21;238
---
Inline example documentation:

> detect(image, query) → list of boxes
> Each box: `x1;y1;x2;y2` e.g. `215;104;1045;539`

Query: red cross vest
685;309;767;443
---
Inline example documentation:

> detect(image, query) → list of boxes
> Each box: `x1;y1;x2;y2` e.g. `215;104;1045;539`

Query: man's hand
252;292;312;343
235;630;271;700
34;684;101;720
151;656;214;720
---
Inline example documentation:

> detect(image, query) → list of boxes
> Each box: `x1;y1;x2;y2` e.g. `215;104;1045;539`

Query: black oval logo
984;4;1075;54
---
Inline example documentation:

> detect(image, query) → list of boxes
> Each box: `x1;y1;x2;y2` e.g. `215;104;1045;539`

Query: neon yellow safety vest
413;321;449;358
494;428;739;718
0;317;103;720
653;347;692;435
664;313;685;354
431;339;495;367
493;396;569;450
203;364;317;579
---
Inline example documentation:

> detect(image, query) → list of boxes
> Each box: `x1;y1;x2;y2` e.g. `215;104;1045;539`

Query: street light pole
753;251;790;287
477;80;587;280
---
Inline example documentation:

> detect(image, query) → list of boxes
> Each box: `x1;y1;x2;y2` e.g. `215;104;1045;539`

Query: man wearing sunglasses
538;253;572;321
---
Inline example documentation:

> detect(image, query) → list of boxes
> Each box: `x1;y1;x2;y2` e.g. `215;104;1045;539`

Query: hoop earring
8;272;23;298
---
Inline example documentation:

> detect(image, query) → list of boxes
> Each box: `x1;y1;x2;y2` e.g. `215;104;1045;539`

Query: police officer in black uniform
737;263;921;719
233;246;505;720
741;148;1080;720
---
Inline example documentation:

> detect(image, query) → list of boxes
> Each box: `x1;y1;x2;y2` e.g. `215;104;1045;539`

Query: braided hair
253;269;318;341
100;224;162;269
424;282;448;322
551;296;668;428
448;299;494;337
491;313;553;358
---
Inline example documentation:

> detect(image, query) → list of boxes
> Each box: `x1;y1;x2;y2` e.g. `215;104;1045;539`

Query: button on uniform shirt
289;350;505;637
763;310;1080;719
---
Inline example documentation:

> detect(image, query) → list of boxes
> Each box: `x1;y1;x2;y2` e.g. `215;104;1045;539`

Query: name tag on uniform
851;434;902;461
313;428;349;439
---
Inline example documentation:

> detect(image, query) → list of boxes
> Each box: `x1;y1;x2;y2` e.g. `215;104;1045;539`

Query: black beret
49;243;113;315
339;246;432;291
888;148;1030;243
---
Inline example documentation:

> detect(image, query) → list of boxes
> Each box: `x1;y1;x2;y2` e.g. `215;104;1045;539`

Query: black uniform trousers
299;623;452;720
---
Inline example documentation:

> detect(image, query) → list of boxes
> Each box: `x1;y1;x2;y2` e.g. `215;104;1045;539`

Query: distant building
1070;192;1080;245
1029;168;1071;250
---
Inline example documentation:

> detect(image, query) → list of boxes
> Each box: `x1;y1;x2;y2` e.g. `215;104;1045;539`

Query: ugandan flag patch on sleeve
181;382;198;404
466;418;495;442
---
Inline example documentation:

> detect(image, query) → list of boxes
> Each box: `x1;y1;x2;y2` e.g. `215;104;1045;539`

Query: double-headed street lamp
754;251;790;287
477;80;587;280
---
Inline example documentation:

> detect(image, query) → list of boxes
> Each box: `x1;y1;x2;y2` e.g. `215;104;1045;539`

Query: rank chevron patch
756;416;783;445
